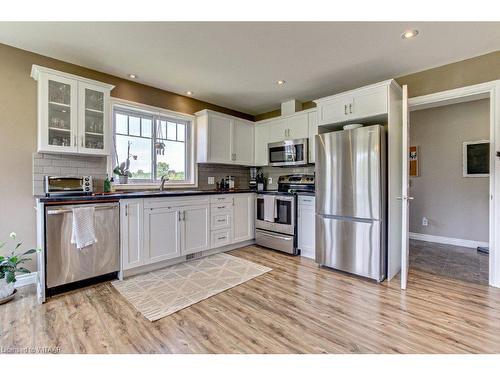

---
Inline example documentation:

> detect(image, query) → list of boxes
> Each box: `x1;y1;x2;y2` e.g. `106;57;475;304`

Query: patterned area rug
112;253;271;321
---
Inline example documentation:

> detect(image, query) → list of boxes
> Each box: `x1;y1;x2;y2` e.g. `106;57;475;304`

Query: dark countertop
36;189;256;203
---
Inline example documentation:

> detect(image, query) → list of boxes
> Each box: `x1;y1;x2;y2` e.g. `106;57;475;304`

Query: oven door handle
256;230;292;241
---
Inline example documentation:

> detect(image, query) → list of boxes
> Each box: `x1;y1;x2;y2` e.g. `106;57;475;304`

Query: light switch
208;176;215;185
268;177;273;185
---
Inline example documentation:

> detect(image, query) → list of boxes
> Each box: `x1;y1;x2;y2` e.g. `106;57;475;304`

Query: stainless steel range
255;174;315;255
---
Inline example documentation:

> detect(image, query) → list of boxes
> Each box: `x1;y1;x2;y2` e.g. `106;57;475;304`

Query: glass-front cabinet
32;65;114;155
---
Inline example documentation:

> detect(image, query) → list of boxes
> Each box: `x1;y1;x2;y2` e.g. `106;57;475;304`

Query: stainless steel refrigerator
315;125;386;281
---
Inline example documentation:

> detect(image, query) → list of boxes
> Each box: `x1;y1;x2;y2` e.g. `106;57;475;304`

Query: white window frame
108;98;197;189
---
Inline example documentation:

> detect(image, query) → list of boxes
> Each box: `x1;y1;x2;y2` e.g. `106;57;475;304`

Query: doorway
408;99;490;285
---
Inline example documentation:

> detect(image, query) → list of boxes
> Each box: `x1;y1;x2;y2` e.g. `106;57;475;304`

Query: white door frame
408;80;500;288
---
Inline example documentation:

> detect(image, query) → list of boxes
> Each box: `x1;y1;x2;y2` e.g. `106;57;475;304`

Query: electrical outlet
268;177;273;185
208;176;215;185
422;217;429;226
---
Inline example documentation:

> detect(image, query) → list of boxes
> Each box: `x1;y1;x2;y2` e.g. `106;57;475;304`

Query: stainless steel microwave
268;138;308;167
44;176;93;196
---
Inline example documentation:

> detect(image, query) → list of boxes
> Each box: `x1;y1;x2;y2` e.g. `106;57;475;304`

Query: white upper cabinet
308;111;318;163
314;81;390;126
286;112;309;140
32;65;114;155
254;122;270;166
268;118;288;143
196;110;254;166
233;119;255;165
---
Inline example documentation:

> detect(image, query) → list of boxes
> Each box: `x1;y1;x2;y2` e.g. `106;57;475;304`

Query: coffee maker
249;167;258;190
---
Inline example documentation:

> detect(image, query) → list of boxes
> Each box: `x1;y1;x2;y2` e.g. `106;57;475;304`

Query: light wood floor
2;245;500;353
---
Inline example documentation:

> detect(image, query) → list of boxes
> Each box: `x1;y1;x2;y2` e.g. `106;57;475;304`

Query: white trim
409;232;488;249
14;272;38;288
31;65;115;91
407;79;500;288
111;97;196;122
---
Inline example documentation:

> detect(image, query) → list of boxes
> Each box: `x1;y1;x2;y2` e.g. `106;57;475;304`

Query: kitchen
2;18;500;360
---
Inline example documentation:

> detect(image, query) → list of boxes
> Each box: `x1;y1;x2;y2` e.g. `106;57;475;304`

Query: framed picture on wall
409;146;419;177
463;140;489;177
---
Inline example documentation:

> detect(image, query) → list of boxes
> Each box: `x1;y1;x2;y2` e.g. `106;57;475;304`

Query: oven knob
84;177;89;181
85;187;90;191
85;182;90;186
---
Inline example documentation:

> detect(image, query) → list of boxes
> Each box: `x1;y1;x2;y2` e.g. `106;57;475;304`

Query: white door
78;82;109;155
144;207;181;263
39;73;79;153
233;119;254;165
401;85;411;289
120;200;144;270
182;205;210;255
208;113;233;163
286;112;309;140
233;194;255;242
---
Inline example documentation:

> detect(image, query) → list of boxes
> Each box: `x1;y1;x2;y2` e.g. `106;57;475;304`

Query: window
113;105;194;185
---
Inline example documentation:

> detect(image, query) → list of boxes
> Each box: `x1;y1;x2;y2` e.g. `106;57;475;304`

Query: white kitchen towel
71;207;97;249
263;195;276;222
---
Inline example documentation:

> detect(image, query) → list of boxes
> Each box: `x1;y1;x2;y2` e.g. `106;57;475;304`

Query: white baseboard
409;232;488;249
14;272;37;288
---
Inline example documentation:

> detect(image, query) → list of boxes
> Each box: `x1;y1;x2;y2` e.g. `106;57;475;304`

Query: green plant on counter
0;232;37;284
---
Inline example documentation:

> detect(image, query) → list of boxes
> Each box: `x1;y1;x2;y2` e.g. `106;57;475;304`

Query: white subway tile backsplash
33;153;108;196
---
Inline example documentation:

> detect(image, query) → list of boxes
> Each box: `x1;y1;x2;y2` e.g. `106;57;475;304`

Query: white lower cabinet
120;193;256;272
183;204;210;255
233;193;255;243
120;199;145;270
298;196;316;259
143;207;181;264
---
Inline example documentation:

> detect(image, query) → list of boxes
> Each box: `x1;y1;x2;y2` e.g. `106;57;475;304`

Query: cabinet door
233;194;255;243
351;85;388;120
298;197;316;259
317;95;352;126
233;119;254;165
208;113;233;163
78;82;109;155
268;118;288;143
308;111;318;163
182;204;210;255
286;112;309;140
254;122;270;166
39;73;79;153
144;207;181;263
120;199;145;270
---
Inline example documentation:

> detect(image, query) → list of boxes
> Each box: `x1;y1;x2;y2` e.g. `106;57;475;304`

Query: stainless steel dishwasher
45;201;120;292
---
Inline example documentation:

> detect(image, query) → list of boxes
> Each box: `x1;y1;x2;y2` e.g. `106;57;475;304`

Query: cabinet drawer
144;196;209;209
210;195;233;204
298;196;315;206
211;229;232;248
211;203;233;212
211;212;232;230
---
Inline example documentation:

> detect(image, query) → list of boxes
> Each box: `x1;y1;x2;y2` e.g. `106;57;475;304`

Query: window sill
114;182;198;191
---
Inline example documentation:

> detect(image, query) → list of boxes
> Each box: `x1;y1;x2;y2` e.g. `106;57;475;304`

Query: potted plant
0;232;37;302
113;141;137;184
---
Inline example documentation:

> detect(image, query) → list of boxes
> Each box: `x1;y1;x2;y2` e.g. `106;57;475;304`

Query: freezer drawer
45;203;120;288
315;215;386;281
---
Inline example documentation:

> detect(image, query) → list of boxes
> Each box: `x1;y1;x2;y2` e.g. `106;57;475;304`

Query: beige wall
255;50;500;121
0;43;252;269
409;99;490;242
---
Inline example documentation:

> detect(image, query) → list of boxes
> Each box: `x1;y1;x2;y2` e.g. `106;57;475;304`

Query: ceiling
1;22;500;115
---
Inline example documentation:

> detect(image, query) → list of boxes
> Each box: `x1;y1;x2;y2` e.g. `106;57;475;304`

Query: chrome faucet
159;175;169;191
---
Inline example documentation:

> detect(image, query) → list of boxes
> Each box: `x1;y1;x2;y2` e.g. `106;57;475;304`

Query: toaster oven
44;176;93;196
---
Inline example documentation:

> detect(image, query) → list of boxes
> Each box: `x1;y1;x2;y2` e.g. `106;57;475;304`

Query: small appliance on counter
255;174;315;255
44;176;93;196
249;167;258;190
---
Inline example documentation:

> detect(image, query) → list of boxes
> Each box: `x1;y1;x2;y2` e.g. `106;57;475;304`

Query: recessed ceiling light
401;29;419;39
186;91;193;96
276;80;286;85
128;73;137;79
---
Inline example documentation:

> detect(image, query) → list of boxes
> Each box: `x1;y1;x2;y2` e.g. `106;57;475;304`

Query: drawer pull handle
217;236;227;240
217;206;225;209
217;219;226;222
